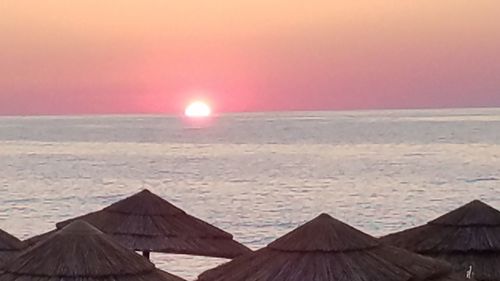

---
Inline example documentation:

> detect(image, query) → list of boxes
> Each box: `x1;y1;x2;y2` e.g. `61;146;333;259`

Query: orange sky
1;1;500;114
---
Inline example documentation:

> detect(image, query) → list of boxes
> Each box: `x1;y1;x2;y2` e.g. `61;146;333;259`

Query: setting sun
185;101;212;117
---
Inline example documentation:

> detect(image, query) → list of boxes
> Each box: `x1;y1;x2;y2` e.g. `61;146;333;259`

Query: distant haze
1;1;500;115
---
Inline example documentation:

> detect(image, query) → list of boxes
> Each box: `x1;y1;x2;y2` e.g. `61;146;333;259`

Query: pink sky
1;1;500;115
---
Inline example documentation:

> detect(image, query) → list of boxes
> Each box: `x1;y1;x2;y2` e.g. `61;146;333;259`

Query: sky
1;1;500;115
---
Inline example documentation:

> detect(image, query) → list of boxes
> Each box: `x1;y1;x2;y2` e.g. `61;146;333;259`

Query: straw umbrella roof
0;220;185;281
0;228;24;263
55;189;251;258
381;199;500;281
197;213;466;281
23;229;57;247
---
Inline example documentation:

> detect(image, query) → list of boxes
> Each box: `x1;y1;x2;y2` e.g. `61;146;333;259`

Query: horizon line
0;105;499;118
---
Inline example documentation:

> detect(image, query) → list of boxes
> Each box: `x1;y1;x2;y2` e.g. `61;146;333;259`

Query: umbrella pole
143;250;150;260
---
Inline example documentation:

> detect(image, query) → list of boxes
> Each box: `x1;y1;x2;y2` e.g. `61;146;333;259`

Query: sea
1;108;500;280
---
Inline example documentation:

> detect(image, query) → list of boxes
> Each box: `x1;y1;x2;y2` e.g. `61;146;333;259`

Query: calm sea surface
1;108;500;279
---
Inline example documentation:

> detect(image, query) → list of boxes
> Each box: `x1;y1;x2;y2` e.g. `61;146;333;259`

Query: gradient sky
1;1;500;115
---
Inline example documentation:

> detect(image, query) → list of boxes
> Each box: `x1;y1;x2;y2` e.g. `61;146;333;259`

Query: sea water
1;108;500;279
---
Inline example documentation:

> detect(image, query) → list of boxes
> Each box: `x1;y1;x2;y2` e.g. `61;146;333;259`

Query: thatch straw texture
381;200;500;281
56;189;251;258
197;213;466;281
0;220;185;281
0;229;24;263
22;229;57;247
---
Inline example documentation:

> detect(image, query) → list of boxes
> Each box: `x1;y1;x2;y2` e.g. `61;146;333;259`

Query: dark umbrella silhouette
381;199;500;281
198;213;467;281
27;189;251;259
0;220;185;281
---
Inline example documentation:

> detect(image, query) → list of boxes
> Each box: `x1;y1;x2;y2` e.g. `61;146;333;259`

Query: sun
185;101;211;117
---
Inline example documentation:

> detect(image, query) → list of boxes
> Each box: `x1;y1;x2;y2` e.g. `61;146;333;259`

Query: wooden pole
143;250;150;260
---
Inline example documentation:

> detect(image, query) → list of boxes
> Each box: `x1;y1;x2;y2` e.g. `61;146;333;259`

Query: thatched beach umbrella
0;228;24;263
55;189;251;259
0;220;185;281
197;213;466;281
381;199;500;281
22;229;56;247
